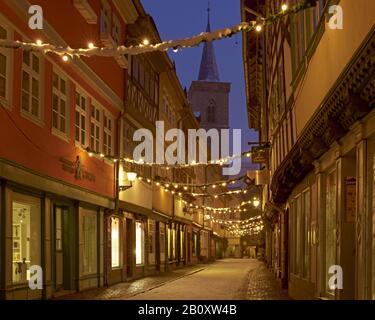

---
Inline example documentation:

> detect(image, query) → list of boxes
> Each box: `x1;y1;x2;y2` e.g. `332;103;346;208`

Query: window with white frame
90;104;101;152
22;50;41;119
103;112;113;155
0;24;10;104
75;90;87;147
52;70;68;135
112;14;121;45
100;0;111;34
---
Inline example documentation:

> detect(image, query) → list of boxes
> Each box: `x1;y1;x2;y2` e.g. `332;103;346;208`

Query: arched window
207;99;216;123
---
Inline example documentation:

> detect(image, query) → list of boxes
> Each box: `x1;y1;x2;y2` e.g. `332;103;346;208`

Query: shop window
295;195;302;274
192;232;198;257
12;194;41;283
22;50;41;119
167;227;171;259
80;209;97;276
180;229;184;259
136;221;144;265
111;217;120;268
75;90;87;147
52;70;68;135
303;190;311;279
325;170;337;295
160;225;165;256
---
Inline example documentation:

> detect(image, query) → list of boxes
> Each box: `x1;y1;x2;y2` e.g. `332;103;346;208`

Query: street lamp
253;199;260;208
119;171;137;191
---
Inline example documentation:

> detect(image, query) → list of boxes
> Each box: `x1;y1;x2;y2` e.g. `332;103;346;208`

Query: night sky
142;0;258;162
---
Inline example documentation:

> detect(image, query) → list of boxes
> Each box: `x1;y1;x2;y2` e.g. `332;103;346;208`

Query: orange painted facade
0;0;127;198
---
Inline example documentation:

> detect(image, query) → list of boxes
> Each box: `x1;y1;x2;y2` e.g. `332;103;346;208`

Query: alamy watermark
133;121;242;176
328;265;343;290
28;265;43;290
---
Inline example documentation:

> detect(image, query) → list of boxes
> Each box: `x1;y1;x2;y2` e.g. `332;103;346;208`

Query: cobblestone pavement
55;265;207;300
245;262;290;300
55;259;289;300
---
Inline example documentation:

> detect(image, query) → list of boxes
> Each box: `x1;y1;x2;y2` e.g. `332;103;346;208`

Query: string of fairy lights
0;1;317;63
207;215;264;236
133;173;248;189
94;148;254;168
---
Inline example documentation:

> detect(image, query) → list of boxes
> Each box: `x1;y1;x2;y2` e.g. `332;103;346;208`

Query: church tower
188;6;231;131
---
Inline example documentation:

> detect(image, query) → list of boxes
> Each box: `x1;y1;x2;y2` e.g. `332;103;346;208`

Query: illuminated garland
206;215;262;225
189;187;252;198
135;173;247;189
183;199;256;213
89;147;254;168
0;1;316;61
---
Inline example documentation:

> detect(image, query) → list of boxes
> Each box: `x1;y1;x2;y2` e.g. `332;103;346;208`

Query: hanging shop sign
251;147;268;164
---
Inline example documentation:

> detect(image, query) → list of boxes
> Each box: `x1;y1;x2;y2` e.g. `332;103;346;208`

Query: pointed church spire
198;3;220;82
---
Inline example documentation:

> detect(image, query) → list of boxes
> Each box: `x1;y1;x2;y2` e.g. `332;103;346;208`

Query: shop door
188;232;191;262
54;206;70;292
155;222;160;271
282;209;289;289
126;219;133;277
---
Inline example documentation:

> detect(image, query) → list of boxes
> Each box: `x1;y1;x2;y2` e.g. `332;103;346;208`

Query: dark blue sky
142;0;258;156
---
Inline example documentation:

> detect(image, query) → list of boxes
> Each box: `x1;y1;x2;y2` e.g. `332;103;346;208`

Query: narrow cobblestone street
56;259;289;300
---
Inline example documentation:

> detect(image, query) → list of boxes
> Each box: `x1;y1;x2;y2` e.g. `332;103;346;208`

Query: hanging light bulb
36;39;43;46
281;4;288;12
62;54;70;62
255;24;262;32
88;42;95;49
142;38;150;45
